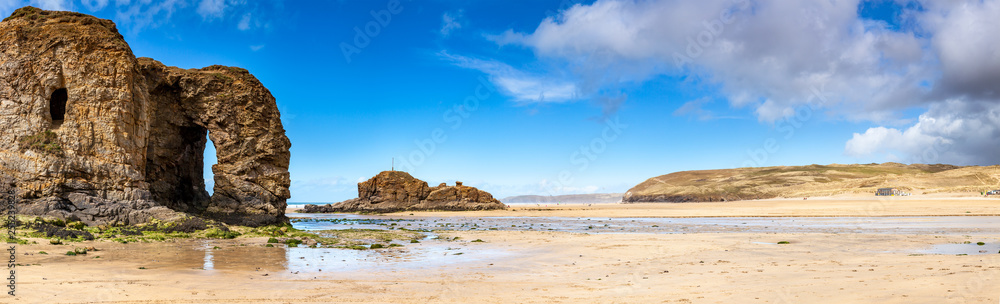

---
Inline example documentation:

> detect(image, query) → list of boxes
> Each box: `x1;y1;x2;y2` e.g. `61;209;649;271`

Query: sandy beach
10;197;1000;303
3;2;999;303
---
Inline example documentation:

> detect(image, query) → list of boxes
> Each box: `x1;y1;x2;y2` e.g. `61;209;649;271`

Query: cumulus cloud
478;0;999;164
846;100;1000;165
440;10;462;36
844;0;1000;165
438;51;578;103
922;0;1000;101
496;0;933;122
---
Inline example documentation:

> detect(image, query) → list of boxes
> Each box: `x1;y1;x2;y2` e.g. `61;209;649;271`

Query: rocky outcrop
302;171;507;213
0;7;290;226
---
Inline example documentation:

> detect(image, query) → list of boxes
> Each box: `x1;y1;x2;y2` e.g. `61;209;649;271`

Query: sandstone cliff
303;171;507;213
0;7;290;226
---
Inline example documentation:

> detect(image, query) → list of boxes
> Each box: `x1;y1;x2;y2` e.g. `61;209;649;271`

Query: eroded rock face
303;171;507;213
140;58;291;226
0;7;290;226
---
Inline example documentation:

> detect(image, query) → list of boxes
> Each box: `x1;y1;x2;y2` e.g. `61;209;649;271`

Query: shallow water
288;214;1000;235
92;237;506;277
916;242;1000;255
284;241;507;273
81;214;999;278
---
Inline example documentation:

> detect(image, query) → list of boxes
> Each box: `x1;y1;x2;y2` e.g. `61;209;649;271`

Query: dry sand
9;197;1000;303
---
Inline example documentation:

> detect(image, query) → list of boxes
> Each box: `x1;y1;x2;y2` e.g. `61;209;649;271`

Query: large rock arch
0;7;290;226
140;59;291;226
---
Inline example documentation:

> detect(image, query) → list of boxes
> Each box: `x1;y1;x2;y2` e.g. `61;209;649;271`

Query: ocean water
287;202;331;208
287;201;619;208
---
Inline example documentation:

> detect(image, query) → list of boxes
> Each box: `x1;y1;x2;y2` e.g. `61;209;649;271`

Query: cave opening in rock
49;88;67;127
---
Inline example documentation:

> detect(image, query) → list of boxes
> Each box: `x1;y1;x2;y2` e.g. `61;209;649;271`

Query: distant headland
625;163;1000;203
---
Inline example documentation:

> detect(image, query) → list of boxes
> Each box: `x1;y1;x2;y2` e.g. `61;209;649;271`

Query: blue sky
3;0;999;202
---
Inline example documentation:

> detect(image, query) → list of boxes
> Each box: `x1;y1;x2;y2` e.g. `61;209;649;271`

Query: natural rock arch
0;7;291;226
141;58;291;226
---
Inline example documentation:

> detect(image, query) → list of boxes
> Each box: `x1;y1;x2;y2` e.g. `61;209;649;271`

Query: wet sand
10;197;1000;303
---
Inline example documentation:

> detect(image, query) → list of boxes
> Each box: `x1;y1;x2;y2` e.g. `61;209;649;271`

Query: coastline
12;195;1000;303
288;195;1000;218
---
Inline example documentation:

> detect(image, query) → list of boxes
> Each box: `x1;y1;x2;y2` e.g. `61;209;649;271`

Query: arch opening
145;124;212;214
204;131;217;195
49;88;67;128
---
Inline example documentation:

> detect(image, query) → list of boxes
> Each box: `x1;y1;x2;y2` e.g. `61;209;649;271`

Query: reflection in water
203;245;213;270
283;242;508;274
102;214;1000;276
207;243;287;273
99;237;506;276
916;243;1000;255
102;240;289;272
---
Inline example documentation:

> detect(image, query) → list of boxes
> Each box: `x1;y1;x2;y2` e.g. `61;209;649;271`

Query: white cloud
483;0;1000;164
80;0;108;11
440;10;462;36
438;51;577;103
249;44;264;51
845;99;1000;165
196;0;225;20
922;0;1000;100
497;0;932;123
108;0;270;35
673;97;715;120
237;12;250;30
30;0;69;10
843;0;1000;165
0;1;25;15
114;0;185;35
